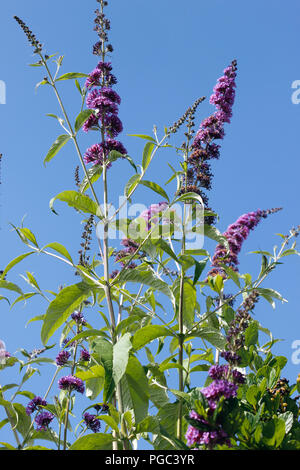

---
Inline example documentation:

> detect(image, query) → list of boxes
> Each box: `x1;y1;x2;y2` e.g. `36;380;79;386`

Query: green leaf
174;192;204;207
42;242;73;264
219;265;241;287
280;411;294;434
173;278;197;328
193;259;208;285
76;365;105;381
41;282;92;344
10;404;31;438
122;356;149;423
203;225;229;250
74;109;94;133
112;333;132;385
187;328;226;350
153;238;178;262
64;329;108;347
139;180;169;202
262;418;286;448
136;416;160;434
108;151;137;172
44;134;70;165
124;174;141;198
0;281;23;295
1;252;34;280
142;142;155;171
98;415;119;434
132;325;174;351
281;248;300;257
246;384;260;408
85;378;104;401
213;274;224;294
245;321;259;347
70;433;114;450
153;402;188;450
116;266;173;300
91;338;114;403
256;288;287;304
128;134;157;143
18;228;38;247
55;72;88;82
79;164;103;194
50;190;102;217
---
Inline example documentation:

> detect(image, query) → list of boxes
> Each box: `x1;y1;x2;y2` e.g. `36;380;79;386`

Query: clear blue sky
1;0;300;446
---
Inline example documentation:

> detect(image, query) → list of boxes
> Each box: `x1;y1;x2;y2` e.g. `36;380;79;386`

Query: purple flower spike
58;375;85;394
80;349;91;362
86;89;118;114
207;207;282;277
185;410;231;448
84;140;127;166
83;412;101;433
35;411;54;431
71;311;86;325
26;396;47;416
85;67;102;89
83;113;99;133
84;9;126;168
55;350;71;367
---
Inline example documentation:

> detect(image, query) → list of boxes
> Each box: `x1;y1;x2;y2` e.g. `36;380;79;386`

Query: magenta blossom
207;207;282;277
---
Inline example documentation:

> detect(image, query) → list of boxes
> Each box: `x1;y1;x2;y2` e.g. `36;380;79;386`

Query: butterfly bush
0;0;299;452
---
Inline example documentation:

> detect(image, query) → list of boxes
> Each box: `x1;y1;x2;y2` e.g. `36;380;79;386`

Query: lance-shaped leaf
70;433;114;451
245;321;259;347
203;224;230;250
173;278;197;329
174;191;204;207
0;280;23;295
186;327;226;350
124;174;141;198
107;151;137;172
91;338;114;403
79;164;103;194
128;134;157;143
120;356;149;423
153;238;179;262
44;134;70;165
256;288;288;305
74;109;95;133
193;259;208;285
41;282;92;344
1;252;34;280
42;242;73;264
55;72;88;82
50;190;102;217
132;325;174;351
115;266;173;300
139;180;169;202
112;333;132;385
142;142;155;171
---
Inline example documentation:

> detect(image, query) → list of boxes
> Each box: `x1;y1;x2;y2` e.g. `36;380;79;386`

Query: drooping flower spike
185;364;244;449
83;2;127;166
181;61;238;225
207;207;282;278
